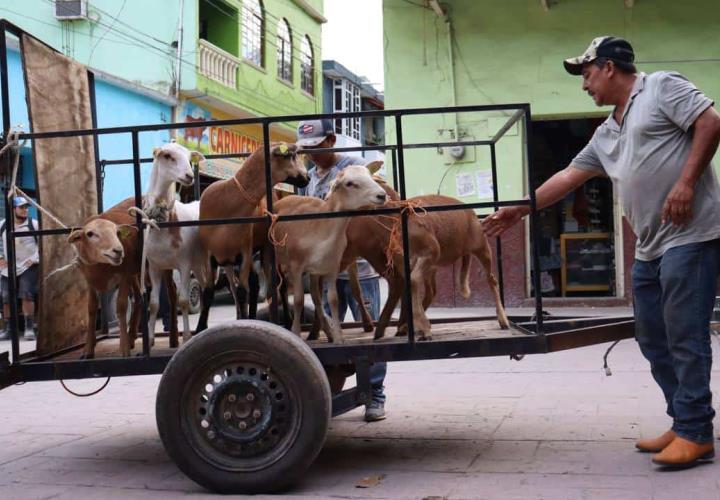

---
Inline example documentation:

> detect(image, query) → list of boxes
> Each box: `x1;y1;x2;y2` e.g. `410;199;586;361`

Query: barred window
277;18;292;82
242;0;264;67
300;35;314;95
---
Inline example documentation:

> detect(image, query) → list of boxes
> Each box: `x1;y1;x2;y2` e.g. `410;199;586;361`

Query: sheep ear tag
118;226;132;240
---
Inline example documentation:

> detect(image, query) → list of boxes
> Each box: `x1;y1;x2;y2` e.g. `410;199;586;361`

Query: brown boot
652;436;714;467
635;429;676;453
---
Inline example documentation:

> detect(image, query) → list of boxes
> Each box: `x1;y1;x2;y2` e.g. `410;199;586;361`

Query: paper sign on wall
476;170;494;199
455;172;476;197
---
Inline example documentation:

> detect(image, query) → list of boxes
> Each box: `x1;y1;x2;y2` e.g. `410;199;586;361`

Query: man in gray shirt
484;36;720;468
297;119;388;422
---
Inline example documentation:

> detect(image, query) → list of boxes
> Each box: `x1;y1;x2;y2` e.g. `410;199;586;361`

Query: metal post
1;24;21;363
523;106;544;334
88;72;103;213
489;143;505;304
391;147;399;192
394;114;415;343
262;122;278;324
131;130;151;355
193;163;200;201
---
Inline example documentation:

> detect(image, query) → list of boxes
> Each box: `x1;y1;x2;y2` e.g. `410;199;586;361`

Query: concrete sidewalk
1;306;718;499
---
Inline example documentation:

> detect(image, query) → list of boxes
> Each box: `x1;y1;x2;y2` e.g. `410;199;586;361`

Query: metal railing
0;19;545;376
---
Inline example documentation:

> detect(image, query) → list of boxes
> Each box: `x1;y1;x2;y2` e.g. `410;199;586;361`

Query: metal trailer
0;20;634;494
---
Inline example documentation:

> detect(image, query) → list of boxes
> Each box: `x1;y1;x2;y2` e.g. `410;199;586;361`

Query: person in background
296;118;387;422
0;196;40;341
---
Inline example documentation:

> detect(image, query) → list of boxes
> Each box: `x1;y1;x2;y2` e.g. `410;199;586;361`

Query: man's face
14;204;29;220
306;135;336;166
581;61;612;106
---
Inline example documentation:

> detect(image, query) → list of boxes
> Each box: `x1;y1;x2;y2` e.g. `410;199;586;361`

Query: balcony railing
198;39;240;89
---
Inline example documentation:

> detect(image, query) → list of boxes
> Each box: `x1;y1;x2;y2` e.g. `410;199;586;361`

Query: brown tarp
21;34;98;354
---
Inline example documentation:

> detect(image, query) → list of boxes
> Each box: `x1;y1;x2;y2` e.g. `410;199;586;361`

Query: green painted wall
200;0;239;54
382;0;720;205
193;0;324;119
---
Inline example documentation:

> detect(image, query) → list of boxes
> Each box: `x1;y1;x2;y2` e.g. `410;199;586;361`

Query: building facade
1;0;325;206
382;0;720;307
322;59;384;164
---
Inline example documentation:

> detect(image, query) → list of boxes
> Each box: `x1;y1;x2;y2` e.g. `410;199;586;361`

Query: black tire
188;277;202;315
256;303;316;323
156;320;331;494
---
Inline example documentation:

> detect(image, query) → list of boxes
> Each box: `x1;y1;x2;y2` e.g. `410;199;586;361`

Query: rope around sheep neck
128;205;161;291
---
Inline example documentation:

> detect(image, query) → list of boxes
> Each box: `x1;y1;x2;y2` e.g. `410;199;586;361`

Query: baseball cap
12;196;29;208
296;119;334;147
564;36;635;75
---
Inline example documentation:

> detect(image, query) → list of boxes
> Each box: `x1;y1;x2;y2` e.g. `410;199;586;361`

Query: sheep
142;143;208;346
343;192;510;340
272;164;387;343
198;143;309;323
69;200;178;358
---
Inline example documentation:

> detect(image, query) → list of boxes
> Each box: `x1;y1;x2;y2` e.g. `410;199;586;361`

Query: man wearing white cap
484;36;720;467
296;119;388;422
0;196;39;341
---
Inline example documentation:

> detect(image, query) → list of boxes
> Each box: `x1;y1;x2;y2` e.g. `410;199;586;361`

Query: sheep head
269;143;309;188
329;165;387;210
68;219;134;266
152;143;204;187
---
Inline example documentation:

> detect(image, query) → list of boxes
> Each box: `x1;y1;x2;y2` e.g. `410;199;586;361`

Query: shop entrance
530;118;617;298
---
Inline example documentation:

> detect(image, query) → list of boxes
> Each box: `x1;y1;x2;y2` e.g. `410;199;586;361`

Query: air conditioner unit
54;0;87;21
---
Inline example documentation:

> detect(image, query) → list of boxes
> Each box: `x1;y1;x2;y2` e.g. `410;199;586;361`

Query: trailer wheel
156;320;331;494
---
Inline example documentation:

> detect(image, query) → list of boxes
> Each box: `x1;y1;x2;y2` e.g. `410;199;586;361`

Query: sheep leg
474;243;510;329
223;264;243;320
325;273;344;344
165;270;179;341
409;257;434;340
348;262;374;332
288;268;305;337
237;246;253;319
82;290;99;359
117;279;132;357
128;277;142;350
195;259;218;333
178;266;193;343
146;265;164;348
375;273;403;340
309;275;331;340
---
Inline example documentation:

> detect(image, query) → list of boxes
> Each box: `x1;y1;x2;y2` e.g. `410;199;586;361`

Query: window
300;35;314;95
242;0;264;67
332;79;361;140
276;18;292;82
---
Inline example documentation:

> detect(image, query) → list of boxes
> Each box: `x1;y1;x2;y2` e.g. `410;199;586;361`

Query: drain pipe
174;0;185;99
430;1;460;143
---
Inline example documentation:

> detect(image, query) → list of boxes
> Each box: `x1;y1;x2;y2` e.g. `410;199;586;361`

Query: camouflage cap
564;36;635;75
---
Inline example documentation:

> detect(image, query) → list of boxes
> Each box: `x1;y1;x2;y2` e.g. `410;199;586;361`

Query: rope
264;210;286;295
128;206;160;290
233;176;258;204
378;200;428;275
59;377;111;397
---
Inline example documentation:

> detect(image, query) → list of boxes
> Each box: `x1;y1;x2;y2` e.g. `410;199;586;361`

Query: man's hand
662;178;695;226
0;258;6;270
482;206;529;238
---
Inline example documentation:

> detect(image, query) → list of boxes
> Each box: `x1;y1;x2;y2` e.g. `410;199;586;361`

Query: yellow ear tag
278;144;289;155
118;226;131;240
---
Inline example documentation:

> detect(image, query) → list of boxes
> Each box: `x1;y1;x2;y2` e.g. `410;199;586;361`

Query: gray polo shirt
572;71;720;261
299;154;379;280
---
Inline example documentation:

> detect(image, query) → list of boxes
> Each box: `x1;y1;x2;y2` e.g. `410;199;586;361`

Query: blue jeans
632;239;720;444
324;277;386;404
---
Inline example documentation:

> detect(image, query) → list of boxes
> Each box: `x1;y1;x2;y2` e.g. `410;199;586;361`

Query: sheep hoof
396;324;408;337
80;352;95;360
362;323;374;333
169;337;179;348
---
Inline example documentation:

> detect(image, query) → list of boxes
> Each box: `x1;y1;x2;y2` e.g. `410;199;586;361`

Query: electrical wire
87;0;127;65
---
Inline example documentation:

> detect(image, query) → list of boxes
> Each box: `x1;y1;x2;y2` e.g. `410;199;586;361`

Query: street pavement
1;304;720;499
